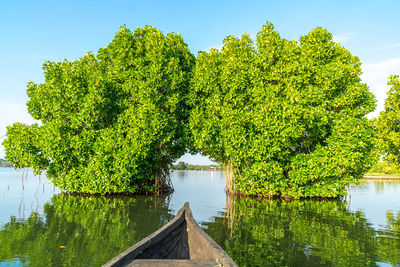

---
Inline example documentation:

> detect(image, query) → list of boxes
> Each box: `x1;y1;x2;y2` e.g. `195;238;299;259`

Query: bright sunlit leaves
189;22;377;199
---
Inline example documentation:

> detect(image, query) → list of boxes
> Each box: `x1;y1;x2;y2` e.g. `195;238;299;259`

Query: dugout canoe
103;202;238;267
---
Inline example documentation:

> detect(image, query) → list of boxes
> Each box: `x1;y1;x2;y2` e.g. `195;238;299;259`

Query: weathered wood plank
127;259;220;267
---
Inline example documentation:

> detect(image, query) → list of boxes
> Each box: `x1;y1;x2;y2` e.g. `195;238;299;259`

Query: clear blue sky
1;0;399;163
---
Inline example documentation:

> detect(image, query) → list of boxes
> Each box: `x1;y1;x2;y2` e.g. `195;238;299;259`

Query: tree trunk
155;143;173;194
225;157;234;195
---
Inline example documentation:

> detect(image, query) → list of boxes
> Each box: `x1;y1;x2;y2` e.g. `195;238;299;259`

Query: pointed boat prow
103;202;237;267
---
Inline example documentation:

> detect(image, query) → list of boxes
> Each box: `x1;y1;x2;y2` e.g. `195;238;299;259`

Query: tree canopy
189;22;377;199
3;26;194;194
375;75;400;167
4;22;378;198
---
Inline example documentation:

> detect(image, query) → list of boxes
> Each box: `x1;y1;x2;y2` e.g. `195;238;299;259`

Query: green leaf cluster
368;160;400;174
3;26;194;194
189;22;377;198
375;75;400;167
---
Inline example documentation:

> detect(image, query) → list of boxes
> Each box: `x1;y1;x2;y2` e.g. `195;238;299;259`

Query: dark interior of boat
103;203;238;267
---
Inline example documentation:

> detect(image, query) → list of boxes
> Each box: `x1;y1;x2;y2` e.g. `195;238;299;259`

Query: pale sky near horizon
1;0;399;164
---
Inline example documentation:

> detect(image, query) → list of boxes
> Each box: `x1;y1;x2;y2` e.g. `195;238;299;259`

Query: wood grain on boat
103;202;238;267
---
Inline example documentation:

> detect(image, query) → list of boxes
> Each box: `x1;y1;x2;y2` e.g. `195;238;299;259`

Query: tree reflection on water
0;194;173;266
1;192;400;266
203;196;400;267
377;210;400;266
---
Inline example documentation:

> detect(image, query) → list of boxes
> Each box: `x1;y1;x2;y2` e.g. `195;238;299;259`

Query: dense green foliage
375;75;400;167
0;194;172;267
368;160;400;174
3;22;378;197
203;198;400;266
3;26;194;194
189;22;377;198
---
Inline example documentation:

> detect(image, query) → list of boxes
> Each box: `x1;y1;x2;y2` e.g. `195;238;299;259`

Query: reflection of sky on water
0;168;60;226
169;170;227;225
1;169;400;267
1;168;400;235
0;169;228;230
349;180;400;230
0;259;22;267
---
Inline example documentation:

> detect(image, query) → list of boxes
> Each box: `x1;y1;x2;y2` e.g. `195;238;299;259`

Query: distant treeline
368;161;399;175
171;161;223;171
0;159;13;167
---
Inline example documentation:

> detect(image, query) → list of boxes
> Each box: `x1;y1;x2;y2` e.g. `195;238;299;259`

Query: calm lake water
0;168;399;266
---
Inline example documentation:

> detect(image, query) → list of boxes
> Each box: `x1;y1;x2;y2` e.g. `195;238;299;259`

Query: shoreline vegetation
170;161;400;181
0;159;13;168
363;173;400;180
171;161;223;171
2;158;399;180
363;161;400;179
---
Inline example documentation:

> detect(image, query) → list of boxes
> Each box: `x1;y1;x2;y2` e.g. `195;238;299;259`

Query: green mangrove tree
375;75;400;169
189;22;377;198
3;26;194;194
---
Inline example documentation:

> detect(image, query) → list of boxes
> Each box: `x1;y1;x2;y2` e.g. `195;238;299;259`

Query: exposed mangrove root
225;158;234;196
155;164;174;195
